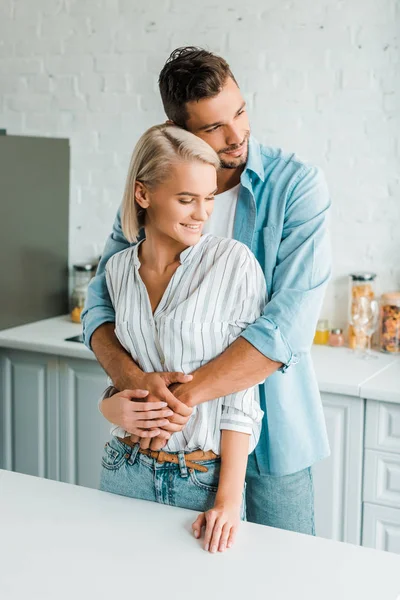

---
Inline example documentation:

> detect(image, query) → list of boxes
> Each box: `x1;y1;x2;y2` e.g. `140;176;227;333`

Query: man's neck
216;165;244;194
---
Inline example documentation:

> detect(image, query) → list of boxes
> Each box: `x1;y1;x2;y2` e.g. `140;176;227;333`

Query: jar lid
73;263;96;272
382;292;400;305
330;328;343;334
350;272;377;281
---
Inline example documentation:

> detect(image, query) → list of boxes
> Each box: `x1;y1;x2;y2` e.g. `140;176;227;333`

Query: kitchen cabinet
362;503;400;553
0;349;59;479
59;357;109;489
0;347;108;489
313;393;364;544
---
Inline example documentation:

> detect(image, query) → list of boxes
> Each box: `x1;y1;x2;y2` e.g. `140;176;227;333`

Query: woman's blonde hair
121;124;220;242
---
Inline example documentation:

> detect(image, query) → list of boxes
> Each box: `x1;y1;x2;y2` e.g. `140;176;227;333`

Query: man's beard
218;131;250;169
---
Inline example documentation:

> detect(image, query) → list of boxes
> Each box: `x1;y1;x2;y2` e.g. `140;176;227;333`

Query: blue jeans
99;436;246;517
245;452;315;535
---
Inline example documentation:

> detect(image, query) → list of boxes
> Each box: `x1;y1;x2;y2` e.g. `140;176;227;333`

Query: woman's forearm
91;322;146;391
216;430;250;508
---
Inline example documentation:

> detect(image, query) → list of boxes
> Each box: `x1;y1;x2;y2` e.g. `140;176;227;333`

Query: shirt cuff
240;317;300;373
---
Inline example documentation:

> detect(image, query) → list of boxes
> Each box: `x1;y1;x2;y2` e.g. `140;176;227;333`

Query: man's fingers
163;372;193;386
134;419;170;429
158;421;186;433
168;412;190;426
192;513;206;539
119;389;149;399
163;390;192;417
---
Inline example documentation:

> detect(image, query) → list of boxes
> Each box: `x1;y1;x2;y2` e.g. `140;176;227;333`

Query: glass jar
70;263;96;323
329;328;344;347
348;272;377;349
314;319;330;345
380;292;400;353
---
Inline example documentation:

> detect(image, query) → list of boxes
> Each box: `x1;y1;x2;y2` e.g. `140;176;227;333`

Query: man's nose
225;125;242;147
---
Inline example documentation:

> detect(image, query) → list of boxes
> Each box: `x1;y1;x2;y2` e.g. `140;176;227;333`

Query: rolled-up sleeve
220;247;266;436
240;165;332;372
81;207;131;350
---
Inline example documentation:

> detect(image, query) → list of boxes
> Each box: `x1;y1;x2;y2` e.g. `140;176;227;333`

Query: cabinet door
0;349;59;479
313;393;364;544
59;358;110;490
363;503;400;554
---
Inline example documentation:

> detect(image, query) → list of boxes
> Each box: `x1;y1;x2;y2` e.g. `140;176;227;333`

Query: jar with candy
348;272;377;350
329;329;345;347
380;292;400;353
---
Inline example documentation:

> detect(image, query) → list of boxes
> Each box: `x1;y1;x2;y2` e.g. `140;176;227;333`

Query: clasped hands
99;371;194;451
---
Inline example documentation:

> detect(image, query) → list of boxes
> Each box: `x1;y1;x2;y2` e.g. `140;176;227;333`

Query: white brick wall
1;0;399;327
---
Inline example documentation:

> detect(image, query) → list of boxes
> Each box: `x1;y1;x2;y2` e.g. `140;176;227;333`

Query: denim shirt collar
244;136;265;183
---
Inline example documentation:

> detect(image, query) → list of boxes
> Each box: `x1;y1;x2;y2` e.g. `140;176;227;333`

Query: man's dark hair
158;46;237;128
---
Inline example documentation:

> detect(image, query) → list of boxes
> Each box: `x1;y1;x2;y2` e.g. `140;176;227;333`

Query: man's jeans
245;452;315;535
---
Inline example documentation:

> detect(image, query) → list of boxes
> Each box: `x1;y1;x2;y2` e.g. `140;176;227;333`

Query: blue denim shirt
82;136;331;476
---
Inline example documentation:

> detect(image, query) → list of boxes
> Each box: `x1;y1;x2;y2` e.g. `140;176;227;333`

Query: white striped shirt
105;234;267;454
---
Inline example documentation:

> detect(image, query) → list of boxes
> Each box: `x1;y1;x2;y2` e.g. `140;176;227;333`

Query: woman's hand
192;502;241;553
100;389;174;439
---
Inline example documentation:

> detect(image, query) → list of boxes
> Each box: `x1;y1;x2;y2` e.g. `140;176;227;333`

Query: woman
100;124;267;553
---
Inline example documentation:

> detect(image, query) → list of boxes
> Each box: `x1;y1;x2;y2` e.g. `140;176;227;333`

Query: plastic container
380;292;400;353
70;263;96;323
348;272;377;349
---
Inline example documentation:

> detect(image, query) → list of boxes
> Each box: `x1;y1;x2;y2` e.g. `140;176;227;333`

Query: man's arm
171;165;331;408
81;207;131;352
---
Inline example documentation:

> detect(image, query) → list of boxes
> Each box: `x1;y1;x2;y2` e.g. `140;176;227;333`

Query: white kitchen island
0;469;399;600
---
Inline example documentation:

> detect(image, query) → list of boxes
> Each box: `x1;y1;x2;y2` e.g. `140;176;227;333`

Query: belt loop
127;442;140;466
177;451;188;478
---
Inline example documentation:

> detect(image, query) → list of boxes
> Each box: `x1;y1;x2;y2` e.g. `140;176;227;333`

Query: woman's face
137;160;217;246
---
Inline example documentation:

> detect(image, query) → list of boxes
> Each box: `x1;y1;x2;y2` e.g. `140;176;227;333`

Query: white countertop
0;469;399;600
0;315;399;402
0;315;94;360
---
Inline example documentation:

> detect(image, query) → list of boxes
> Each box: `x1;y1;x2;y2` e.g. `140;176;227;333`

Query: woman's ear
134;181;150;209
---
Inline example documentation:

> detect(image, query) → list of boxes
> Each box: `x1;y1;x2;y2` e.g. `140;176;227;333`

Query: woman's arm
192;430;249;553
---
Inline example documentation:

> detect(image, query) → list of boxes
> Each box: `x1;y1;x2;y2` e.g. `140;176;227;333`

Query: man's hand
147;380;192;450
124;372;193;450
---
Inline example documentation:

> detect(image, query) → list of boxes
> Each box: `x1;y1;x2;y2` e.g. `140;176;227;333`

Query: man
82;46;331;535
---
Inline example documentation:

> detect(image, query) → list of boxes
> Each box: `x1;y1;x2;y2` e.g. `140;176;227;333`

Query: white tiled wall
0;0;399;325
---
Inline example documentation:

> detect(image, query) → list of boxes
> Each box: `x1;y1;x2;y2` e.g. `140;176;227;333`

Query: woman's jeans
100;436;246;517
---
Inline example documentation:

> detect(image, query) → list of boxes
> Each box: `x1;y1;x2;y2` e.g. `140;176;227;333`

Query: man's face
185;77;250;169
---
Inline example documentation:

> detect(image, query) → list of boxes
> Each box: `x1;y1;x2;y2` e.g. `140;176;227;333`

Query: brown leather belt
117;436;219;473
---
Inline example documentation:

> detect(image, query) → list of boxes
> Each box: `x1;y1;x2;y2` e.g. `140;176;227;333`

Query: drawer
364;450;400;509
362;503;400;554
365;400;400;454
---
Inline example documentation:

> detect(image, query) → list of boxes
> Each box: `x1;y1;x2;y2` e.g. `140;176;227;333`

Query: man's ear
134;181;150;209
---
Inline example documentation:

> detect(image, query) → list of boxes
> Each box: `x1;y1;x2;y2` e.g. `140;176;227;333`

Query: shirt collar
133;233;210;268
244;136;265;183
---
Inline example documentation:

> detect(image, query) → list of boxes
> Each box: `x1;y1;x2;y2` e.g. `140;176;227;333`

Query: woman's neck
139;228;187;274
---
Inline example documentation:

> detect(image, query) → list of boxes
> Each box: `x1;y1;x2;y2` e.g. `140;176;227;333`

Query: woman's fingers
119;389;149;399
203;511;217;552
218;523;231;553
134;419;171;430
192;513;206;539
127;401;169;412
227;525;237;549
209;517;224;554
